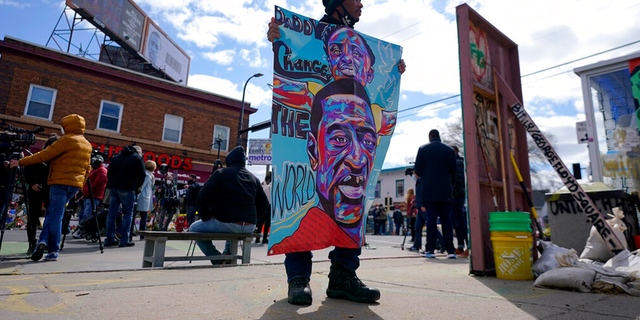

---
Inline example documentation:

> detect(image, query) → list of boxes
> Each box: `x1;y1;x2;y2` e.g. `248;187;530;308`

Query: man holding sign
268;0;405;305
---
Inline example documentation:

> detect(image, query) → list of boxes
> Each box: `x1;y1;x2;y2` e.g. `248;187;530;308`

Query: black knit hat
323;0;346;14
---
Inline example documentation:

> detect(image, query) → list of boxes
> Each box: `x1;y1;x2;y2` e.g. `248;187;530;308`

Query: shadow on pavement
259;298;384;320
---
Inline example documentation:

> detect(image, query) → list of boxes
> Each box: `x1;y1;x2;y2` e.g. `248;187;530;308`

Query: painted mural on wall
268;6;402;255
469;21;492;89
474;92;500;168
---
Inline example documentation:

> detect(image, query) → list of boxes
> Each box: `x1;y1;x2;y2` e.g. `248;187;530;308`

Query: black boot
27;242;36;255
287;277;312;305
326;263;380;303
255;236;260;244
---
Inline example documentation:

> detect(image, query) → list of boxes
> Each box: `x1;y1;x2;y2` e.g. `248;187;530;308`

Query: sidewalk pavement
0;229;638;319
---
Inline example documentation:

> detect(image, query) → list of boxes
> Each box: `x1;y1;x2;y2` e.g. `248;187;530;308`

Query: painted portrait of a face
325;27;375;86
308;79;376;228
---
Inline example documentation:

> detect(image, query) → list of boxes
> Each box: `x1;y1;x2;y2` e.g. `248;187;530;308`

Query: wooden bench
138;231;260;268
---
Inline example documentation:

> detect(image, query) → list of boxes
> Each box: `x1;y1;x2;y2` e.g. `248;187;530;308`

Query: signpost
576;121;589;144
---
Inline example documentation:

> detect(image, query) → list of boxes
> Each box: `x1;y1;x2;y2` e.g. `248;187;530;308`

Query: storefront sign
90;142;193;170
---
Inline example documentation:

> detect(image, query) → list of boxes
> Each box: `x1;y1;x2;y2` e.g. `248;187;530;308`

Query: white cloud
240;48;268;68
187;74;271;106
202;49;236;65
0;0;29;8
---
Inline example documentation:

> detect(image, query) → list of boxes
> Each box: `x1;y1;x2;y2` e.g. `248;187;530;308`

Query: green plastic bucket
489;212;532;232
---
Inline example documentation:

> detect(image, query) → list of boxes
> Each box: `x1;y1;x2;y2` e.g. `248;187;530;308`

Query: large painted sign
142;20;191;84
268;7;402;255
67;0;146;51
457;4;533;275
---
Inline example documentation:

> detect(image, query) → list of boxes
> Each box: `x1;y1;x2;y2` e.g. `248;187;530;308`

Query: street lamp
237;73;264;146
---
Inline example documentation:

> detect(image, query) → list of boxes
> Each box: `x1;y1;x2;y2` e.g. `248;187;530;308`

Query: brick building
0;36;257;184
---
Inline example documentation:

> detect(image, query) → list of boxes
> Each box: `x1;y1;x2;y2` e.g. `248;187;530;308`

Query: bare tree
439;118;562;190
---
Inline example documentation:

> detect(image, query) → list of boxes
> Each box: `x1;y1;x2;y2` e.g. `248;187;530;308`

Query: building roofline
573;50;640;75
0;36;258;114
380;165;413;173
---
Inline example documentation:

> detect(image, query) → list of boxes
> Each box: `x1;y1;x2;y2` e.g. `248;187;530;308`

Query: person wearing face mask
103;145;146;247
156;172;179;231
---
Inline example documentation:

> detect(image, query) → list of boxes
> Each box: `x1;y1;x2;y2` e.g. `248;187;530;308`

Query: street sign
576;121;589;144
247;139;272;165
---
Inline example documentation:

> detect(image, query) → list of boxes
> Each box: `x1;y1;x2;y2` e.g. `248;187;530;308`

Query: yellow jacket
20;114;92;188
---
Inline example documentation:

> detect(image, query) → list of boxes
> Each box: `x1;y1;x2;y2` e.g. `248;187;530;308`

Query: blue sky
3;0;640;188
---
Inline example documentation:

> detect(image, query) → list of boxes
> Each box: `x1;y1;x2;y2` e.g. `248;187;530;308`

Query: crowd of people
8;114;228;261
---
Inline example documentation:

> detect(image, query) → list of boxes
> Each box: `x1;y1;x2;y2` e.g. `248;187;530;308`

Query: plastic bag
579;207;628;262
534;267;595;293
532;241;569;278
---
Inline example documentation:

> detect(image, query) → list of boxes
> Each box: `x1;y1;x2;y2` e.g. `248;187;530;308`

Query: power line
381;21;421;39
397;94;459;113
397;37;640;117
521;39;640;78
398;100;461;120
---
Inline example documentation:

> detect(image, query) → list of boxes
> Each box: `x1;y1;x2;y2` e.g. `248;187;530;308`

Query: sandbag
532;241;569;278
534;267;596;293
579;207;628;262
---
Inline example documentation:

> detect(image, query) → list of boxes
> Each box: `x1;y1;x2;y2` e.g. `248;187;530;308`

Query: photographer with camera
10;114;92;262
156;169;179;231
104;145;145;247
23;134;58;254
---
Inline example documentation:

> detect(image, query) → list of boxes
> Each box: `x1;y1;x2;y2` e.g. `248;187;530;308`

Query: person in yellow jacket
10;114;92;261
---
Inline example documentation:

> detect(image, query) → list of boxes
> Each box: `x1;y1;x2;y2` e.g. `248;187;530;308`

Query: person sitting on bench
189;146;269;264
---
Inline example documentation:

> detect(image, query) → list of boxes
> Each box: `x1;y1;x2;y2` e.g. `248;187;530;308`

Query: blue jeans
79;197;101;222
187;206;197;227
284;247;360;282
39;185;78;253
413;209;443;250
105;188;135;245
189;218;255;255
451;196;468;250
424;202;455;254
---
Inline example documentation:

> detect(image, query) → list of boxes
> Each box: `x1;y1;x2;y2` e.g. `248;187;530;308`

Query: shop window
97;100;123;132
24;84;56;120
163;114;183;143
212;125;230;152
396;180;404;198
375;181;381;198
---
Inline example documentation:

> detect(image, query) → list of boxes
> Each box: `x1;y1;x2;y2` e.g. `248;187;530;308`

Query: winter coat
406;194;417;217
393;210;404;224
106;145;146;191
413;137;456;204
137;170;155;212
82;165;107;200
197;146;268;224
186;181;202;207
19;114;92;188
374;207;387;220
452;155;466;198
